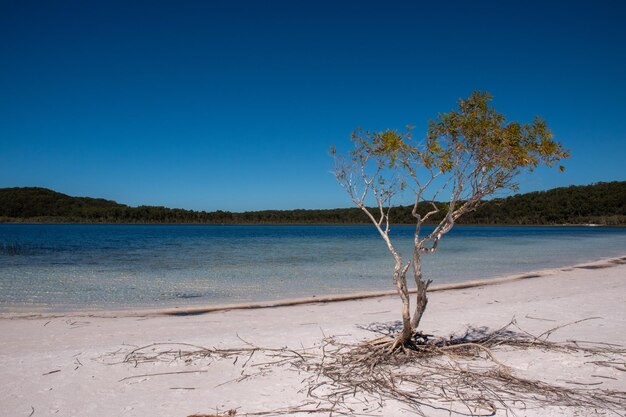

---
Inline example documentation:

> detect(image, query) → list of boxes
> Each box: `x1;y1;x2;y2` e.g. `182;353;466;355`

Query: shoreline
3;254;625;320
2;221;625;227
1;254;625;416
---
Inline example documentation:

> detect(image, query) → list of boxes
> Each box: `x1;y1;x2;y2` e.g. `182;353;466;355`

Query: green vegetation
0;182;624;225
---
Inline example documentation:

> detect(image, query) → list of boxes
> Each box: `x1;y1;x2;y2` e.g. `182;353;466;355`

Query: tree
331;91;569;349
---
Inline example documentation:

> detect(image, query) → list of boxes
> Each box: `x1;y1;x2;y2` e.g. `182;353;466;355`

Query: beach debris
118;369;208;383
65;319;90;329
42;369;61;376
188;409;236;417
105;319;626;416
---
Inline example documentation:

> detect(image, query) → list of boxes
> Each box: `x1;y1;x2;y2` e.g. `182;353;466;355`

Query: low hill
0;187;125;218
0;182;624;225
457;181;626;225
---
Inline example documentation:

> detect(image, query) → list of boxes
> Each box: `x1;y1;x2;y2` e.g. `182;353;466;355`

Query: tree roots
106;320;626;416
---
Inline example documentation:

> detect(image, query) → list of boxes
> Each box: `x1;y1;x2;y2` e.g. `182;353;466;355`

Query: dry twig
109;319;626;416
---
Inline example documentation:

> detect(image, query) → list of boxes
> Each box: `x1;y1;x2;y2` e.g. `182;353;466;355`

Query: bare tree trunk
391;262;413;348
410;250;431;331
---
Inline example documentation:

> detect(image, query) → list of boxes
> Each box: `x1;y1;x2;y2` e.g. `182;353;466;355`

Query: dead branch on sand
109;319;626;417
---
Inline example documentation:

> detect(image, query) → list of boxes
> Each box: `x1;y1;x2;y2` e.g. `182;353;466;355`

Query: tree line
0;181;624;225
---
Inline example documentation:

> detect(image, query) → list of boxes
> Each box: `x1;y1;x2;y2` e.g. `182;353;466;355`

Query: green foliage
458;181;626;225
0;187;125;219
0;182;624;225
338;91;570;218
426;91;569;186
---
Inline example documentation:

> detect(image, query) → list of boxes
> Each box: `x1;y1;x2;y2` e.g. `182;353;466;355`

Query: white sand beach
1;256;625;417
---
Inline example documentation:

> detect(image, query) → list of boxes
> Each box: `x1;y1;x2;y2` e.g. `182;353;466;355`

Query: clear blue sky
1;1;624;211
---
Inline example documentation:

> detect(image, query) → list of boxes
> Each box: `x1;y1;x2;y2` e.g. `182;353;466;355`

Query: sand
1;256;625;417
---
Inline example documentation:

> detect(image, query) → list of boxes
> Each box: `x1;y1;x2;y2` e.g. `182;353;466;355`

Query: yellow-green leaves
333;91;569;210
372;130;411;167
426;91;569;176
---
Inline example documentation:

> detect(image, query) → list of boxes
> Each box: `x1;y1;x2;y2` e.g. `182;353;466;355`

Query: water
0;224;625;312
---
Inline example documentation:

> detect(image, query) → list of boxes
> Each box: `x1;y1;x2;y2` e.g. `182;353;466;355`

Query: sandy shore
1;256;625;416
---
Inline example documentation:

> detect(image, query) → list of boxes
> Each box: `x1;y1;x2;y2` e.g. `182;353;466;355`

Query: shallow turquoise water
0;225;624;312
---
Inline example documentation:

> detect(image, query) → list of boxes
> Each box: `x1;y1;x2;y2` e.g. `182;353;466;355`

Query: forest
0;181;624;225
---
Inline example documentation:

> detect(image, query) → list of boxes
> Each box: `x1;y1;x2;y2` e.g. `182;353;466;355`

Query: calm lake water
0;224;625;312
